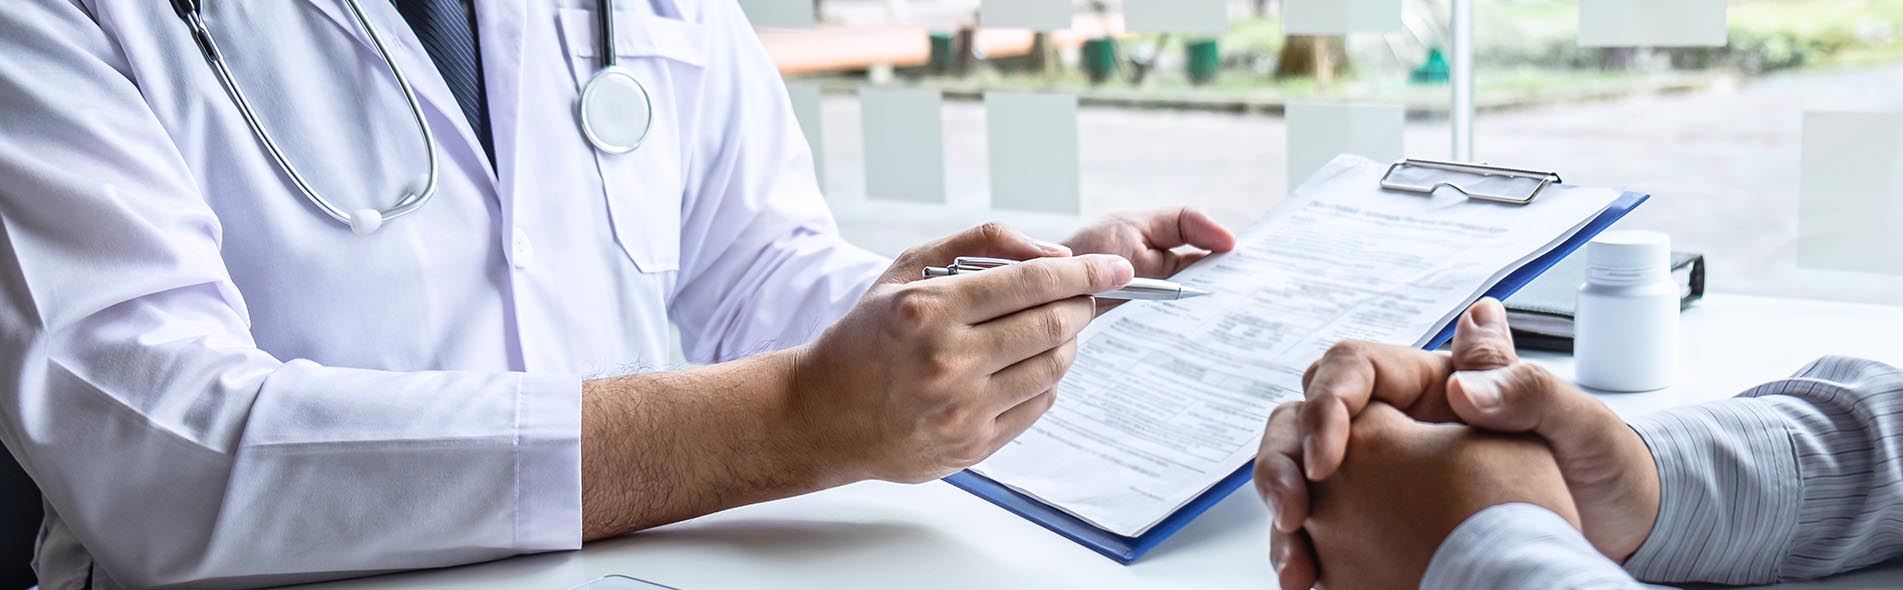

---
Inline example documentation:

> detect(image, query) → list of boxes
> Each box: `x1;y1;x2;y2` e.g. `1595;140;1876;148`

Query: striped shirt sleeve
1424;503;1658;590
1623;355;1903;584
1423;356;1903;589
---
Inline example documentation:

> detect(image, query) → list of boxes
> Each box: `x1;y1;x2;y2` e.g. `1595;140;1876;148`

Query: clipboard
1379;158;1565;205
944;159;1651;564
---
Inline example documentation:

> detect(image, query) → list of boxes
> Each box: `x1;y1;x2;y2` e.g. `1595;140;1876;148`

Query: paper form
970;155;1622;537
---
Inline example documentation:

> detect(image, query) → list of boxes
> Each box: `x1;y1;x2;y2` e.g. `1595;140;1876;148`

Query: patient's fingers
1298;340;1451;480
1451;298;1518;370
1271;528;1319;590
1254;402;1309;533
1448;363;1620;463
1260;403;1319;589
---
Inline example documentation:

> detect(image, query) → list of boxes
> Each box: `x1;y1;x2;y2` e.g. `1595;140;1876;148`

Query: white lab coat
0;0;886;587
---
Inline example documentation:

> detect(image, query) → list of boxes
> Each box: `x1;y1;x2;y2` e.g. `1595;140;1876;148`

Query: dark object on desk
1506;251;1705;353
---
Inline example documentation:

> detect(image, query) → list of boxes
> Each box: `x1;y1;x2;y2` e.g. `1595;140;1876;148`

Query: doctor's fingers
984;337;1080;412
1297;341;1453;481
990;387;1060;449
1127;206;1239;253
1255;402;1310;534
969;295;1096;374
1157;249;1214;278
943;254;1134;324
899;222;1071;276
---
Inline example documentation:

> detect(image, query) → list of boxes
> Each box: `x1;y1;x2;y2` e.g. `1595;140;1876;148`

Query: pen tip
1179;287;1212;299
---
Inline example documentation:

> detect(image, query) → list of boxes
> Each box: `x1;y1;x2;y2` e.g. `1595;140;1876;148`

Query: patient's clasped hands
1255;299;1665;590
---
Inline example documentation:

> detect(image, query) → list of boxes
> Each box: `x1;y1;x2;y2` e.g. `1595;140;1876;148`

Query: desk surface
295;294;1903;590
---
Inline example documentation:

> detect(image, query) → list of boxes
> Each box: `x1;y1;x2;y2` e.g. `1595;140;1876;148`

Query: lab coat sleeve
670;0;889;364
0;3;579;588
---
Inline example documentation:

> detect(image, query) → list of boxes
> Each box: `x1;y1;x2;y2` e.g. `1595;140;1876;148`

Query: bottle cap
1587;230;1670;270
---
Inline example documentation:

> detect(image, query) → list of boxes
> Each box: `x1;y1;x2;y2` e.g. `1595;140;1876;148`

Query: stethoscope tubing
598;0;619;69
177;0;440;233
175;0;650;233
339;0;440;223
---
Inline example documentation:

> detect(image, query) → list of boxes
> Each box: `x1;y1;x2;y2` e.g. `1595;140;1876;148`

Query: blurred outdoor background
746;0;1903;305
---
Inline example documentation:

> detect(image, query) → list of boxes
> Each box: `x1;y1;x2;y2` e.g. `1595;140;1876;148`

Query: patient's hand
1258;300;1661;589
1301;402;1580;590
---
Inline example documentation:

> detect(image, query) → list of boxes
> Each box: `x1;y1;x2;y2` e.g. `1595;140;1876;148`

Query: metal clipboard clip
1378;158;1564;205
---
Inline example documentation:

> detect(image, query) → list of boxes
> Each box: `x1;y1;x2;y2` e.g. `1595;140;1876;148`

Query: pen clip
950;257;1018;270
922;256;1020;279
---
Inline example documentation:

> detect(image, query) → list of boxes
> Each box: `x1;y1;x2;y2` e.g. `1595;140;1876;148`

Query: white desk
294;294;1903;590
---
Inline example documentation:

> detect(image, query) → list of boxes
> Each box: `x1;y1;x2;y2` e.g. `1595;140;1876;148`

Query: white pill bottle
1574;230;1679;392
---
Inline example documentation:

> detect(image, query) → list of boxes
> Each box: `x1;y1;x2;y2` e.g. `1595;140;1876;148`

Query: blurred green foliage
869;0;1902;109
1126;0;1903;87
1475;0;1903;73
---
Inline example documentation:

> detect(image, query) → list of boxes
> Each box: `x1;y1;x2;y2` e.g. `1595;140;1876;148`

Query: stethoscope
170;0;655;235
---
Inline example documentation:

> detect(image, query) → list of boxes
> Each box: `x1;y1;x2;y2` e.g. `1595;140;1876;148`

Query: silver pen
921;257;1211;301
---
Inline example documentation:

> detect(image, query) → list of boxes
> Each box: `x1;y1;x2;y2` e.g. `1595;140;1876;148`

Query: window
752;0;1903;304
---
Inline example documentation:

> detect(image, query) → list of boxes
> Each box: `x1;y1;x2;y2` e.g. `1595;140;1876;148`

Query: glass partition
747;0;1903;304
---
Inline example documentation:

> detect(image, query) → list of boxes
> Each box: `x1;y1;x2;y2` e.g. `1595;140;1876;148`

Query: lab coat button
512;229;534;270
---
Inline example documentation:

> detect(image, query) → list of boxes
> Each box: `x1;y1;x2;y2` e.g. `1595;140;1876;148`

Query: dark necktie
393;0;494;166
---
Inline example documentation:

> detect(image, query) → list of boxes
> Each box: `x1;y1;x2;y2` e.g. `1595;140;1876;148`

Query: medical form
969;154;1625;537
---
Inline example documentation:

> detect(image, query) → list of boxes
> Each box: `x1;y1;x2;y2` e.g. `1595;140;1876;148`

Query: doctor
0;0;1236;588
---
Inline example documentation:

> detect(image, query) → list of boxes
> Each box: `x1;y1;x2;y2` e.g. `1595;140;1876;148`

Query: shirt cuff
1424;503;1639;590
1623;398;1801;584
513;373;584;551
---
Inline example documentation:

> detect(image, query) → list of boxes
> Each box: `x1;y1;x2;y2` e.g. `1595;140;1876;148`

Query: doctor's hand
1063;207;1236;312
1256;300;1661;589
1294;403;1581;590
793;223;1134;484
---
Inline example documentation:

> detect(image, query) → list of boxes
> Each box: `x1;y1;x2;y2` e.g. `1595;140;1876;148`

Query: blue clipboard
945;190;1651;564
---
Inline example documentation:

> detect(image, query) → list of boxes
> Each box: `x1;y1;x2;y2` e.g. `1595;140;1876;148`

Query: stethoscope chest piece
579;66;653;155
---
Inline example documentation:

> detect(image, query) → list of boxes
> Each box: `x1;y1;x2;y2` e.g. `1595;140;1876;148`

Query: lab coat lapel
474;0;526;214
298;0;500;183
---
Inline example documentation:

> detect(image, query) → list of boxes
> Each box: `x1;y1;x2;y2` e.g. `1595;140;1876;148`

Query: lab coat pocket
557;8;709;273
